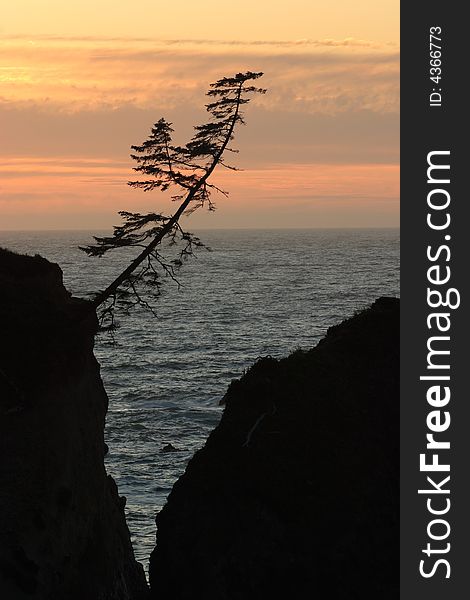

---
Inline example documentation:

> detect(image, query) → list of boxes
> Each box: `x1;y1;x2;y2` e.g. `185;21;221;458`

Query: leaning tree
81;71;265;328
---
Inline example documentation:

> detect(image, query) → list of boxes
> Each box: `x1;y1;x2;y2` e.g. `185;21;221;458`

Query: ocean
0;228;399;572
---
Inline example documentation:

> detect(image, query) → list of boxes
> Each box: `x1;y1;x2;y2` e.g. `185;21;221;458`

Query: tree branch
83;72;265;322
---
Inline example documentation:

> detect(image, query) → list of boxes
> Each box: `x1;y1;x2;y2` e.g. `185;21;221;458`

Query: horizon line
0;226;400;233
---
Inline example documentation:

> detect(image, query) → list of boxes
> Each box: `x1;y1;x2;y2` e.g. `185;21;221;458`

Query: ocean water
0;228;399;571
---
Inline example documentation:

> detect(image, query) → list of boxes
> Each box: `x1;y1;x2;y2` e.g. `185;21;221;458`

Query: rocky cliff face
149;297;399;599
0;247;399;599
0;249;148;600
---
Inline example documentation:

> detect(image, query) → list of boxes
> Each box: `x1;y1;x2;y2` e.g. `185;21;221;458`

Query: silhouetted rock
161;444;178;453
0;248;149;600
149;297;399;599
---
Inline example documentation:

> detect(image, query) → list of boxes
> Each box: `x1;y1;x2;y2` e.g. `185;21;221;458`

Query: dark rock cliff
0;249;148;600
149;297;399;599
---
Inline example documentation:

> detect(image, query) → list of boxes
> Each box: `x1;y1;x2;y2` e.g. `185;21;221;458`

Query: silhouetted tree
81;71;265;328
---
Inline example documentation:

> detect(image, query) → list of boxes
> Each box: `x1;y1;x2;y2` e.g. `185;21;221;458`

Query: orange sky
0;1;399;229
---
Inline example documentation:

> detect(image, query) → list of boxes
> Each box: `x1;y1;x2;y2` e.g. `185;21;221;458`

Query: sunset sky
0;1;399;230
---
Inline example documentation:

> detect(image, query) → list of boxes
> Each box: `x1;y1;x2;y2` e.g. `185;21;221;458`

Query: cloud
0;35;399;229
0;103;399;166
3;34;398;49
1;36;399;115
0;158;398;218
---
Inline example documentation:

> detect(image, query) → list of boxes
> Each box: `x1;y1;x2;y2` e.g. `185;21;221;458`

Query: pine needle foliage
80;71;265;328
